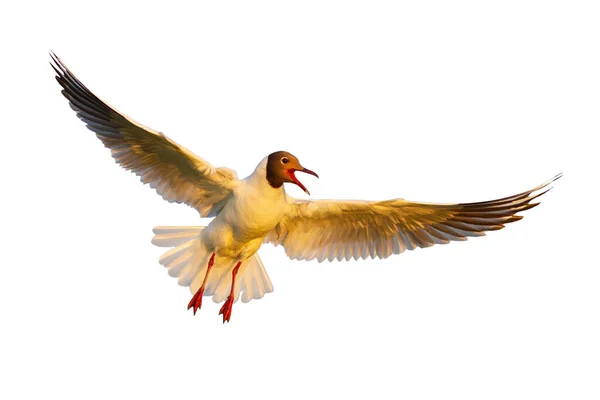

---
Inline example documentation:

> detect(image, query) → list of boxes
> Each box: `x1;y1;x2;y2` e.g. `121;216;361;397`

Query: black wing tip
544;172;563;187
534;172;562;196
49;50;60;68
519;174;561;209
49;51;68;80
49;56;60;74
49;52;77;82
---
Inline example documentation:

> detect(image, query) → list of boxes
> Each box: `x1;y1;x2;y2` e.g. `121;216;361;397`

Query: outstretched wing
50;52;239;217
266;175;560;262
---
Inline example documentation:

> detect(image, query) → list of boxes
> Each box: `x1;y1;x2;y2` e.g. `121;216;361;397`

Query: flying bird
50;53;560;323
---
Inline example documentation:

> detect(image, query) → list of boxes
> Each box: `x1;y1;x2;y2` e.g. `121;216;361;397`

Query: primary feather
50;52;238;217
267;174;561;262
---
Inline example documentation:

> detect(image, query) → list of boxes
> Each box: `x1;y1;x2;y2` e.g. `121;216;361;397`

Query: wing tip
540;172;563;190
553;172;563;182
49;51;63;74
530;172;562;199
547;172;562;186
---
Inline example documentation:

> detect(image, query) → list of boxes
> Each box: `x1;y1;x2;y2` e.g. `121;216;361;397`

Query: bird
50;52;560;323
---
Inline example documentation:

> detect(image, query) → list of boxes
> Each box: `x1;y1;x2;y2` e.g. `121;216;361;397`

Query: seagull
50;53;560;323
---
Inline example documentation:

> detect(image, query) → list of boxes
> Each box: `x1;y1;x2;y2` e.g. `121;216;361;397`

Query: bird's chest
223;184;286;241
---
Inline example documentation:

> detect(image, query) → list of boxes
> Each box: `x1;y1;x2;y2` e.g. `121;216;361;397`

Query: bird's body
51;52;560;323
207;158;287;260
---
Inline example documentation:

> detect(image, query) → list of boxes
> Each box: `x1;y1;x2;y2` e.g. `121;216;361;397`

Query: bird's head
266;151;319;195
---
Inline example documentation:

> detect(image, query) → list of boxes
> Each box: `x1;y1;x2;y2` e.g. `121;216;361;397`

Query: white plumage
152;227;273;303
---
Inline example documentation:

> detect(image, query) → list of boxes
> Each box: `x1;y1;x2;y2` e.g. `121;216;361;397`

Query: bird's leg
187;253;215;315
219;261;242;323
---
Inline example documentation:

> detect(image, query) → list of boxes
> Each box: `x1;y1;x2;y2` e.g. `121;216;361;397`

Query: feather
50;52;239;217
266;174;560;262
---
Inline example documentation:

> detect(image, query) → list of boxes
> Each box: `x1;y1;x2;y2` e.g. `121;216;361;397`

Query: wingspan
266;174;561;262
50;52;239;217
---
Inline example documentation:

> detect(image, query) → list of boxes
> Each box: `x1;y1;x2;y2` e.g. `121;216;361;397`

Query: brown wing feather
266;175;560;262
50;53;238;217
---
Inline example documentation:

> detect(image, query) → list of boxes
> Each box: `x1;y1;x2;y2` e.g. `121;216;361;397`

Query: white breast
226;172;287;240
202;157;288;256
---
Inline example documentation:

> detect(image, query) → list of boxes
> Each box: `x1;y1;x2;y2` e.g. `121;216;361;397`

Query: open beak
286;168;319;195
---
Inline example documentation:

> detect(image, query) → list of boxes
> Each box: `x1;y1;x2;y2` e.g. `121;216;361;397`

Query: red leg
187;253;215;315
219;261;242;323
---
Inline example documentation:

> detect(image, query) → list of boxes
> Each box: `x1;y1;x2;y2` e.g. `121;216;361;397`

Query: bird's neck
247;157;281;191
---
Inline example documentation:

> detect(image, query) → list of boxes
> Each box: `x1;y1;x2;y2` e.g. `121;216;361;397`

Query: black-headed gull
51;53;559;323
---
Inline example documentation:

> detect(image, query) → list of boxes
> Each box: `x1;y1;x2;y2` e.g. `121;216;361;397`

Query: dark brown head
266;151;319;195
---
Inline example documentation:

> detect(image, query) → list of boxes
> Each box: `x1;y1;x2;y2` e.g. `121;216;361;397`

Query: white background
1;1;598;399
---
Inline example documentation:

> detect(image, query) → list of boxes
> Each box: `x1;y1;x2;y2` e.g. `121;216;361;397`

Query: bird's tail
151;226;273;303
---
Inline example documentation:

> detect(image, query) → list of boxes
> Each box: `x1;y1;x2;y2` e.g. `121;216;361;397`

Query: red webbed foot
187;289;204;315
219;296;235;323
187;253;216;316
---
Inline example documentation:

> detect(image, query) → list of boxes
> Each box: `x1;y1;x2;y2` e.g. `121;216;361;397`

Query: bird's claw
187;290;204;315
219;296;234;323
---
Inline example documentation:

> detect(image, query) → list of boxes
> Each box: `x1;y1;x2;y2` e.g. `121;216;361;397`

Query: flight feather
50;52;238;217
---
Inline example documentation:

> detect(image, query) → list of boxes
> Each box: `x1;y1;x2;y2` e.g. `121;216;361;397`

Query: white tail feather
152;227;204;247
152;226;274;303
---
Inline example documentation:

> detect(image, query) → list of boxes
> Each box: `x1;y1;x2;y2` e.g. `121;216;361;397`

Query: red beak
286;168;319;195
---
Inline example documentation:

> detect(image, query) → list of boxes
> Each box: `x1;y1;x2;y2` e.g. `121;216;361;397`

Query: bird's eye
281;157;289;164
